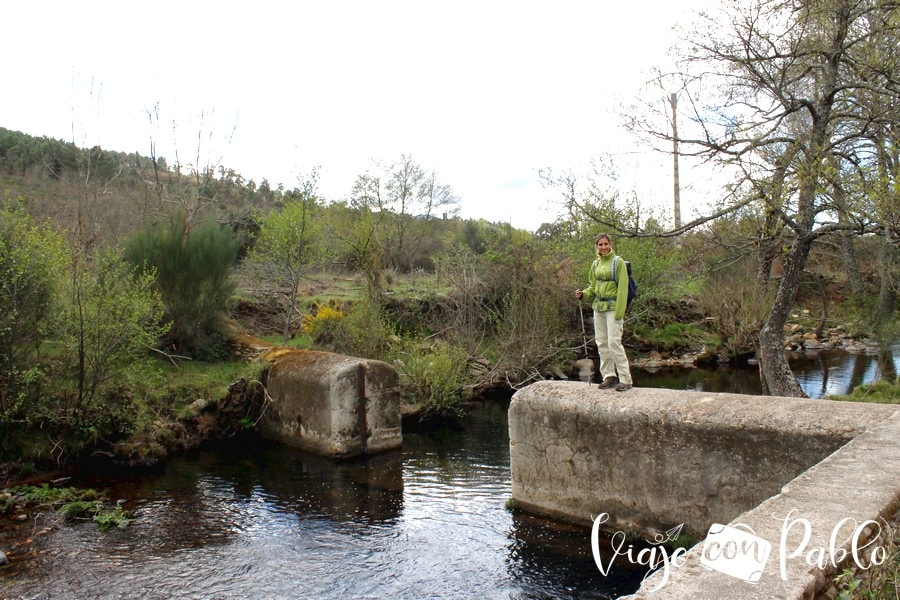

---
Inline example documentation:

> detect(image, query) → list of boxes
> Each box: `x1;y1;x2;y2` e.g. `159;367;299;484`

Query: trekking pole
577;301;592;386
578;302;589;358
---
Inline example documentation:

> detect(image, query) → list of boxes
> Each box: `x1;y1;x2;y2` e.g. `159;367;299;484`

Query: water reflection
632;364;763;395
630;347;898;399
790;346;897;399
1;401;638;600
506;511;647;600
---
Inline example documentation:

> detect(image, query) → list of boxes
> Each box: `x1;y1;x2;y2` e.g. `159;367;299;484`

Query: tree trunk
758;234;813;397
814;275;828;339
834;185;863;301
878;346;897;383
757;4;844;397
756;150;793;285
876;231;898;382
756;210;782;285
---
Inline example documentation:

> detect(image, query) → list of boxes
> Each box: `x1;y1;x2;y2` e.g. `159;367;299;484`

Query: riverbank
3;318;896;489
0;375;263;490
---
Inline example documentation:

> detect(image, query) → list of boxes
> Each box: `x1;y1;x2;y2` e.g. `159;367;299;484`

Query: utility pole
670;92;681;230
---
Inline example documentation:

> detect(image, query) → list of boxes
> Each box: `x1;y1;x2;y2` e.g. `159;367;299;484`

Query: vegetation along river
1;347;895;599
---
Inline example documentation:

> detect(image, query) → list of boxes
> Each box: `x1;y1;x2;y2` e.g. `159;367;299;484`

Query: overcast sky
3;1;717;231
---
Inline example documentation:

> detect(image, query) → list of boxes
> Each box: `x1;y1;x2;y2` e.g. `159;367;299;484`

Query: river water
0;400;646;600
1;348;895;599
632;345;899;398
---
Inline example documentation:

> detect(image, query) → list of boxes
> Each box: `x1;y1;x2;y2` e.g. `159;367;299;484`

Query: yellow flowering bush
303;305;345;342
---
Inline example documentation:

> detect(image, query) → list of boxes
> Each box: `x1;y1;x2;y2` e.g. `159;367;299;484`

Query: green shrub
394;340;471;415
10;484;103;507
44;492;132;531
245;197;327;345
436;242;575;384
632;322;719;352
59;500;103;520
125;216;239;359
696;257;772;358
59;246;168;425
664;533;699;552
832;523;898;599
328;298;396;361
0;198;68;420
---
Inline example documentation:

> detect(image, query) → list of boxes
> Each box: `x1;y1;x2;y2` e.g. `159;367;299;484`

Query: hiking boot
598;376;618;389
615;382;632;392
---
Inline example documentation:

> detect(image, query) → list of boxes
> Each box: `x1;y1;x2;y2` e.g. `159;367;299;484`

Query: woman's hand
575;289;583;299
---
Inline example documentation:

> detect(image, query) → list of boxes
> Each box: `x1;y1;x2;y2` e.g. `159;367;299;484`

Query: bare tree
622;0;900;396
351;154;460;272
140;103;237;232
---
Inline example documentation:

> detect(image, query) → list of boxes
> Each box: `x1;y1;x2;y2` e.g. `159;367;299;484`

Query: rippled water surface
1;400;646;600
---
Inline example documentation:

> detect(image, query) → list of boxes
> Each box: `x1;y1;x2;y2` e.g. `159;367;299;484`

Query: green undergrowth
384;268;453;298
394;340;470;416
664;533;699;552
128;355;263;411
632;322;719;353
257;333;313;349
828;378;900;404
2;354;263;468
2;484;131;531
832;516;899;600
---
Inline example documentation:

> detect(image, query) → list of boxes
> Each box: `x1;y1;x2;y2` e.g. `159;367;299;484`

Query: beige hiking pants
593;310;632;385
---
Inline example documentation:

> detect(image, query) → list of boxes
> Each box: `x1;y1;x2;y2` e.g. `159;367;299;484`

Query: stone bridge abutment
508;381;900;599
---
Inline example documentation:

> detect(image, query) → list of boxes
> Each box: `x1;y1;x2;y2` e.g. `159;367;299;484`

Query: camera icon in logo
701;523;772;584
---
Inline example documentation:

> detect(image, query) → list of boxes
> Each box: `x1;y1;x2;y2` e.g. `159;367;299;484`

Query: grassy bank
1;354;264;483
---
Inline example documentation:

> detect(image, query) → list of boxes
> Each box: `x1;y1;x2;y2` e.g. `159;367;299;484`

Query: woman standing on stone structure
575;233;633;391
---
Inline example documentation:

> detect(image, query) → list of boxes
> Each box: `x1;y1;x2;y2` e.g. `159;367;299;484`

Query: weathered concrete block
508;381;898;538
258;348;401;458
624;411;900;599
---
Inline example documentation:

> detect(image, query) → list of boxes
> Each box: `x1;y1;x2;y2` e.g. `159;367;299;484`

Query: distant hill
0;126;284;243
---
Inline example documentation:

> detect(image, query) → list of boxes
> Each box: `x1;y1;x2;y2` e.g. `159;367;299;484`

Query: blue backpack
611;256;637;308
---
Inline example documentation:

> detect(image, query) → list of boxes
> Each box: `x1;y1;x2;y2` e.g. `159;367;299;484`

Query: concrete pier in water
508;381;899;599
257;348;401;458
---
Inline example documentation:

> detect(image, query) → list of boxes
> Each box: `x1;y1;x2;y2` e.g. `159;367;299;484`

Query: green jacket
581;253;629;320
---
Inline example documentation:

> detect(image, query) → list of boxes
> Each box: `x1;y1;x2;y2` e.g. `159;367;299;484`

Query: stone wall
258;348;401;458
508;381;898;538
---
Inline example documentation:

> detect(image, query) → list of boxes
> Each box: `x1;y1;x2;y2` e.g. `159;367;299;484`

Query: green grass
3;484;131;531
59;499;103;519
385;269;453;298
832;521;898;599
298;271;367;302
632;322;719;351
828;378;900;404
256;333;312;349
127;355;262;410
3;345;264;462
113;355;264;452
664;533;699;552
92;506;132;531
6;483;103;508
